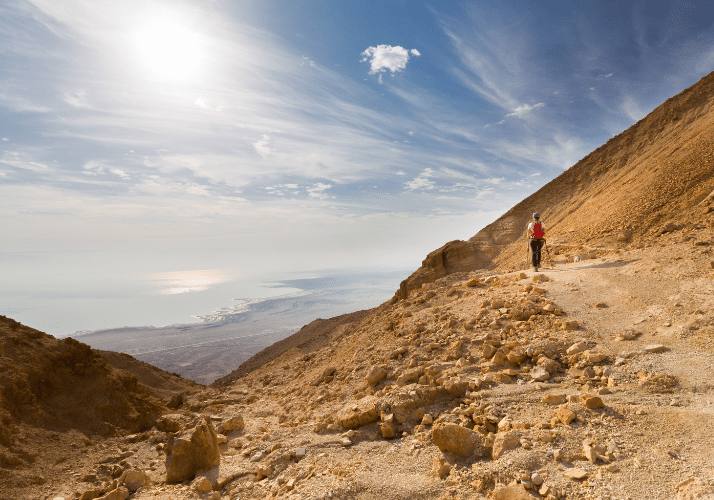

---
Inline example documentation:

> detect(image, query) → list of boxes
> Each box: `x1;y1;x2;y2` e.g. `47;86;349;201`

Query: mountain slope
397;71;714;297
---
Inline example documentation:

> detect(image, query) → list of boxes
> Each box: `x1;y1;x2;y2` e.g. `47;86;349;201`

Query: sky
2;0;714;333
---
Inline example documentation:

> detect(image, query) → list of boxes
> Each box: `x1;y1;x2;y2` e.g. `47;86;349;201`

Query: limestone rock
432;422;485;457
432;457;451;479
336;396;379;429
366;366;387;385
155;416;182;433
492;431;520;459
563;468;588;480
566;341;587;355
119;470;146;491
483;344;497;359
219;415;244;434
421;413;433;425
191;476;213;493
165;417;220;483
542;394;566;405
255;464;272;479
492;484;532;500
555;406;576;425
562;321;579;331
530;366;550;382
379;423;395;438
579;394;605;408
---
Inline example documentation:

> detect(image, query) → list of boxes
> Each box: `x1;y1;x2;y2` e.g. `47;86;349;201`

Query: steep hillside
0;316;201;498
397;71;714;297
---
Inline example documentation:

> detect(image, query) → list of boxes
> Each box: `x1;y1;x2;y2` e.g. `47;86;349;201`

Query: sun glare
134;19;204;81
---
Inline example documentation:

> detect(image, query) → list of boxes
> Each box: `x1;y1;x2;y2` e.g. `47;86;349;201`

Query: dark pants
530;239;544;267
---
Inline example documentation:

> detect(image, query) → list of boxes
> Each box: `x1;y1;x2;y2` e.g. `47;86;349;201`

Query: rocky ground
19;223;713;500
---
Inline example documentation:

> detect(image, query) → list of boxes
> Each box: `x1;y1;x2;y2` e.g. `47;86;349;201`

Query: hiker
527;212;546;272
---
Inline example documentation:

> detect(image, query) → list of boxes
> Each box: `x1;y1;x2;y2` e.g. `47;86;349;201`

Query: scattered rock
366;366;387;385
542;394;567;405
644;344;669;353
432;422;485;457
492;431;520;460
336;396;379;429
579;394;605;409
191;476;213;493
165;417;220;483
492;484;532;500
563;468;588;480
119;470;146;491
555;406;576;425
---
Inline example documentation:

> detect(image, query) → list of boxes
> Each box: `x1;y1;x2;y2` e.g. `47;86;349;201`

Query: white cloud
361;45;419;75
405;168;435;191
63;90;91;109
2;138;8;141
506;102;545;117
307;182;333;199
253;135;271;158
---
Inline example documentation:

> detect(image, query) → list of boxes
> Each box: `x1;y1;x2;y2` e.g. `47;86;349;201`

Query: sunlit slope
396;71;714;297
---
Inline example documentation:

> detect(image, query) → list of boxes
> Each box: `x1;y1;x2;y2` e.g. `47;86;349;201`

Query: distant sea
1;266;410;384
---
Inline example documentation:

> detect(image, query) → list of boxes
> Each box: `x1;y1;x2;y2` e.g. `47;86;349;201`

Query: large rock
119;469;146;491
336;397;379;429
165;417;221;483
492;484;532;500
365;366;387;385
431;422;485;457
492;431;521;459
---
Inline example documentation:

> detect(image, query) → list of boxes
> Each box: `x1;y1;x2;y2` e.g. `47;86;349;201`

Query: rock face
165;417;220;483
431;422;485;457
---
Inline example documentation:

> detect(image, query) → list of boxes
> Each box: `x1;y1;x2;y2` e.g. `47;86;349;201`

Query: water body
71;269;409;384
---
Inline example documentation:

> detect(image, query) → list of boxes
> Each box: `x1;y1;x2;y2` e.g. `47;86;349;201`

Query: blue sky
2;0;714;280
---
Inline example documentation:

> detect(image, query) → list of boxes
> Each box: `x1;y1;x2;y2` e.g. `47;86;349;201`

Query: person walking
527;212;546;272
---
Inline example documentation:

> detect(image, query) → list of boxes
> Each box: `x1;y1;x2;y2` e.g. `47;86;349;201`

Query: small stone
644;344;668;353
119;470;146;491
255;464;272;479
562;321;580;331
563;468;588;480
191;476;213;493
553;448;566;460
379;423;395;439
432;457;451;479
339;437;352;446
295;448;306;459
421;413;433;425
566;341;587;355
492;484;531;499
555;406;576;425
531;473;544;486
579;394;605;409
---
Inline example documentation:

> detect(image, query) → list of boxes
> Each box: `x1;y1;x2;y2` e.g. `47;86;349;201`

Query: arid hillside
396;71;714;297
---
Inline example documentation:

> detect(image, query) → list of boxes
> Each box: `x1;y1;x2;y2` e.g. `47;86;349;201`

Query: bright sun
134;20;203;81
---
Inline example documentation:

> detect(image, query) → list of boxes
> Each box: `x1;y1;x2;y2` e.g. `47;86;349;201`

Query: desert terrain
1;72;713;500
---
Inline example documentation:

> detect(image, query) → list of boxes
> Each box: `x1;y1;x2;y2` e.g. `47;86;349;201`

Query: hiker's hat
533;212;540;219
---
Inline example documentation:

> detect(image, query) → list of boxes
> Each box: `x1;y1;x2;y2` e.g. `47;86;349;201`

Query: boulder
530;366;550;382
432;422;485;457
119;469;146;491
492;431;520;459
165;417;220;483
336;397;379;429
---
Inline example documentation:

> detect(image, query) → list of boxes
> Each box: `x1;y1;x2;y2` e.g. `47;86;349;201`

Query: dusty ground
17;229;712;500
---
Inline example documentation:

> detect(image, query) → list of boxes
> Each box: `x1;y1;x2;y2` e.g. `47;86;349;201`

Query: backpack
532;222;545;239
